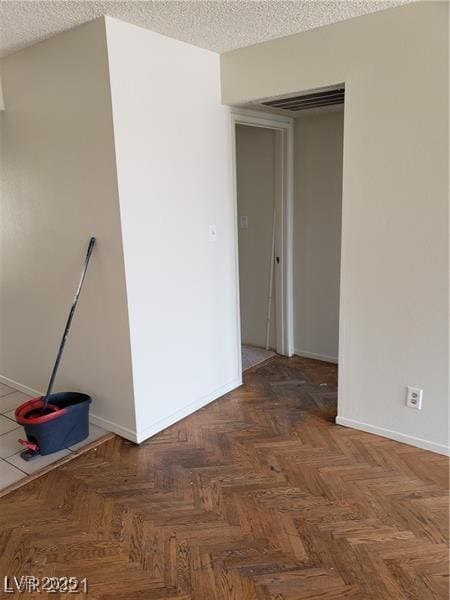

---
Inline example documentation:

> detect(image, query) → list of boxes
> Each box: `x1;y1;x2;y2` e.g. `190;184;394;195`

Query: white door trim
230;108;294;358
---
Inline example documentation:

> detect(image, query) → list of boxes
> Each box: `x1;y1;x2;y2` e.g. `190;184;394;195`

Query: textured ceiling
0;0;411;58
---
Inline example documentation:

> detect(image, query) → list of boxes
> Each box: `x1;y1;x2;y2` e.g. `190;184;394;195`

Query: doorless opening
231;84;344;386
231;109;294;373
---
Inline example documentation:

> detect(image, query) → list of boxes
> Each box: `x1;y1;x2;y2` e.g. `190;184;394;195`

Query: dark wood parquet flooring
0;356;448;599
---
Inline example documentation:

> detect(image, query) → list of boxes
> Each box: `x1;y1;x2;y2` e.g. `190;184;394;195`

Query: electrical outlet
406;386;423;410
240;216;248;229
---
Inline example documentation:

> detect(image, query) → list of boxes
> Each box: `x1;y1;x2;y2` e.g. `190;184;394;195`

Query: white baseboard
335;416;450;457
89;413;138;443
0;373;133;439
0;374;42;397
6;371;445;457
1;373;243;446
74;376;242;444
294;349;338;364
135;377;242;444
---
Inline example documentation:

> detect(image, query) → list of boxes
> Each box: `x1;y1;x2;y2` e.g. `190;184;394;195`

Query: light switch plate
240;216;248;229
208;224;217;242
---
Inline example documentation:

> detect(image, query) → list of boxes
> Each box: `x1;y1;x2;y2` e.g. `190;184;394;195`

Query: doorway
232;88;344;378
231;110;294;372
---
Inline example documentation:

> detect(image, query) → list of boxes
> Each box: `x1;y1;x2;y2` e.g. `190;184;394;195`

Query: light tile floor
242;345;275;371
0;384;109;493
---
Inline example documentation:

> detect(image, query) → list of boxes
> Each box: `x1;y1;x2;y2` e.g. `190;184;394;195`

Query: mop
15;237;96;460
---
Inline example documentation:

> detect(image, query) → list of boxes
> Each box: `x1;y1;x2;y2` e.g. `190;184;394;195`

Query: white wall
293;110;343;363
236;124;276;349
105;18;240;442
221;1;449;455
0;19;136;436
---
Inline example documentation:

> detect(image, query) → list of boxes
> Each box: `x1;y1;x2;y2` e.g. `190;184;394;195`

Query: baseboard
0;373;133;441
294;349;338;364
335;416;450;457
0;374;42;397
135;377;242;444
1;373;243;446
89;413;138;443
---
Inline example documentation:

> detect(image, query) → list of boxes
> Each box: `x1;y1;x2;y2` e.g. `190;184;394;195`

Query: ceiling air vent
258;86;345;113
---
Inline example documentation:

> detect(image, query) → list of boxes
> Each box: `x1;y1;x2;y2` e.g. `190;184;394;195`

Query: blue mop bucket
16;392;92;455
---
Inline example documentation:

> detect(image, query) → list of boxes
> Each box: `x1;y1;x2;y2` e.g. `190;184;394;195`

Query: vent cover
259;87;345;113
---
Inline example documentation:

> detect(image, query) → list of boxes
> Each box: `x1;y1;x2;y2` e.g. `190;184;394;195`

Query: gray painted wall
293;110;344;363
0;19;136;434
221;2;449;454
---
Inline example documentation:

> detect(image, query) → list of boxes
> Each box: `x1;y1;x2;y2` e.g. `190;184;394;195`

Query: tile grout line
0;391;19;399
0;433;114;497
0;384;109;491
3;443;75;461
3;457;29;475
0;457;28;479
2;416;18;424
3;446;75;478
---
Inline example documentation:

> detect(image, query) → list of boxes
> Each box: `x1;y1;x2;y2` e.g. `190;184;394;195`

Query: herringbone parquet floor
0;356;448;599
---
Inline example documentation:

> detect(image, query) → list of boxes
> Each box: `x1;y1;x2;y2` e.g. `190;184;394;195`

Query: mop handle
42;237;96;409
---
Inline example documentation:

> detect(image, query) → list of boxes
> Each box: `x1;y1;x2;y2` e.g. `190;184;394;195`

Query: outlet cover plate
406;386;423;410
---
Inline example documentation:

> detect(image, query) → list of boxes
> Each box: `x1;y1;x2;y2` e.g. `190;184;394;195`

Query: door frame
230;107;294;359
